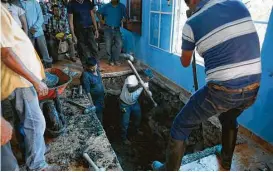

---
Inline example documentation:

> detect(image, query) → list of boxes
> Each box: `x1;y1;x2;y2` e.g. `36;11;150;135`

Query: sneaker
152;161;165;171
109;62;114;66
70;57;77;62
137;130;144;136
122;139;131;145
114;61;121;66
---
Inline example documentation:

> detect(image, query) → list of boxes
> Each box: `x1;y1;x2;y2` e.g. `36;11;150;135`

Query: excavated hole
102;74;204;170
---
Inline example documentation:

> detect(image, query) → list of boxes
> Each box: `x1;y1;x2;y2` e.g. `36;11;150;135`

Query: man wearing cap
119;70;153;145
81;57;105;123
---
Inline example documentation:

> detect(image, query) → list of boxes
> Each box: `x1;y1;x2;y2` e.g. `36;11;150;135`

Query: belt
208;83;260;93
105;25;120;30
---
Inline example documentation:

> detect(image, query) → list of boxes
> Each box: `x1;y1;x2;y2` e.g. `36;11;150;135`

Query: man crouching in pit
81;57;105;123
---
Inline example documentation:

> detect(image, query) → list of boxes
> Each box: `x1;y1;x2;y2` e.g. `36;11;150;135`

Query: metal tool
83;153;105;171
121;54;158;107
65;99;95;114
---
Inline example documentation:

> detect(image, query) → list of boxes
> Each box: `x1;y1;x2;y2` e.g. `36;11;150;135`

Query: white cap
126;75;138;87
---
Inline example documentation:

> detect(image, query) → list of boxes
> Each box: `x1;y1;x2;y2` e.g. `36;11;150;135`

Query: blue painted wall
120;0;273;143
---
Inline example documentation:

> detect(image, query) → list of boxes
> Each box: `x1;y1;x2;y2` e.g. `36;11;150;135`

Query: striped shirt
182;0;261;88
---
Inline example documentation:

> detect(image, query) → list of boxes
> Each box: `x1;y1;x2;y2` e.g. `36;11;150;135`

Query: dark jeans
104;28;122;63
48;37;76;62
30;35;53;63
75;26;98;67
1;142;19;171
171;83;259;141
120;101;142;140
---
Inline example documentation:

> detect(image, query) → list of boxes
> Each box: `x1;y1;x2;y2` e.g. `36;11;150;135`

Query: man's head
86;57;98;73
127;75;139;93
143;69;154;82
184;0;200;11
52;5;59;16
111;0;119;5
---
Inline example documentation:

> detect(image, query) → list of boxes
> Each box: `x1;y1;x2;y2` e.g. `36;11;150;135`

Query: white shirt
2;2;25;28
120;76;144;105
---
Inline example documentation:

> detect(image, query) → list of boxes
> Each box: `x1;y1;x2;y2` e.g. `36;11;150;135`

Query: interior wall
119;0;273;144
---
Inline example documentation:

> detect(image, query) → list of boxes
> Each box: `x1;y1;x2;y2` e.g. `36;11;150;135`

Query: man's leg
112;30;122;65
1;142;19;171
86;28;98;59
131;102;142;134
75;27;90;67
35;35;53;67
104;29;113;64
12;87;48;170
216;108;243;170
66;37;76;62
47;37;59;62
153;85;226;170
120;103;131;142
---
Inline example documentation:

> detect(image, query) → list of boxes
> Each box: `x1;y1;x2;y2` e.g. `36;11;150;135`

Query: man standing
1;0;28;34
47;4;77;62
1;4;59;170
120;71;153;145
97;0;126;66
68;0;99;68
81;57;104;123
152;0;261;170
20;0;53;68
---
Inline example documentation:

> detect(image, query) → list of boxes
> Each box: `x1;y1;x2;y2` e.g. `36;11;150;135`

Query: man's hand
30;27;37;35
1;118;13;146
72;34;77;44
94;30;99;39
144;82;149;89
33;80;48;96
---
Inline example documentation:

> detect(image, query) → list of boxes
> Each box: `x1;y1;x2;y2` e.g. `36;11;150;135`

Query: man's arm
31;1;44;31
19;14;28;34
1;48;48;96
181;23;195;67
180;50;194;67
68;14;77;43
91;9;99;38
1;116;13;146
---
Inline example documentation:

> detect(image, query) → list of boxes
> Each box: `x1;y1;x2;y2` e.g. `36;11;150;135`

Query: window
172;0;204;65
149;0;174;52
242;0;273;48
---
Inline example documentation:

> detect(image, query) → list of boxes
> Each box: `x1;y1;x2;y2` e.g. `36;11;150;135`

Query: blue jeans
104;28;122;63
171;83;259;141
30;35;53;63
1;142;19;171
120;101;142;140
94;99;104;123
8;87;48;170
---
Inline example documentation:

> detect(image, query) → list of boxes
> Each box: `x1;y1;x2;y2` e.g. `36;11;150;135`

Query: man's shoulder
119;3;126;8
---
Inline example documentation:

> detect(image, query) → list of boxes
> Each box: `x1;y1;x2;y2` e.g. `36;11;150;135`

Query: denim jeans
171;83;259;141
75;26;98;67
30;35;53;63
104;28;122;63
120;101;141;140
1;142;19;171
7;87;48;170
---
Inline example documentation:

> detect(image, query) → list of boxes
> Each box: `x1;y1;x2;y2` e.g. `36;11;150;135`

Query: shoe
114;61;121;66
44;62;52;69
136;130;144;136
122;139;131;145
70;57;77;62
216;127;238;170
41;164;61;171
109;62;114;66
152;137;185;171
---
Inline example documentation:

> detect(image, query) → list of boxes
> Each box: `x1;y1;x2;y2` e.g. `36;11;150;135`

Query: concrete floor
181;131;273;171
